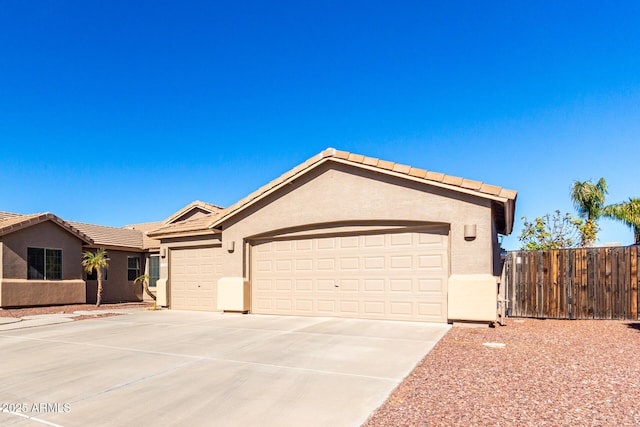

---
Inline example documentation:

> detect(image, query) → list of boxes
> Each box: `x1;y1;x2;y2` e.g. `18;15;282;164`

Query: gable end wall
219;162;495;278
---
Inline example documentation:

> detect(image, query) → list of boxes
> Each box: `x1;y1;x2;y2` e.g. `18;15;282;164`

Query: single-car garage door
251;228;449;322
170;246;223;311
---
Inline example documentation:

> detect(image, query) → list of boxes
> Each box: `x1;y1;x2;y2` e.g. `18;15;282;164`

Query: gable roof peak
207;148;517;235
0;212;94;244
164;200;224;224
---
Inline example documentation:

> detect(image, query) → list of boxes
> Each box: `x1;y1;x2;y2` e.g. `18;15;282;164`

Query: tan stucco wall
220;162;494;278
0;221;85;307
85;249;144;304
1;221;84;280
0;279;85;307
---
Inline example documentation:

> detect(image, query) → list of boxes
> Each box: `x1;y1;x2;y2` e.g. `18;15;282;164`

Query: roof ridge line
207;148;516;230
68;220;142;231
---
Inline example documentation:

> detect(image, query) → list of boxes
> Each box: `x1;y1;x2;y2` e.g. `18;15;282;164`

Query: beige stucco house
1;149;516;323
148;148;517;323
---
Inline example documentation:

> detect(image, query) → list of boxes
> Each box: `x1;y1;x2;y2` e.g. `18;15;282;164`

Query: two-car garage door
251;228;449;322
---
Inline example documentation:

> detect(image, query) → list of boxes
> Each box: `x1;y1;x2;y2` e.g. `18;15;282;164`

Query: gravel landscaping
0;302;153;320
364;318;640;427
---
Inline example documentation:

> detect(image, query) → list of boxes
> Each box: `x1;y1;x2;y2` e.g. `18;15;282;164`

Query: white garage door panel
251;230;448;322
170;246;223;311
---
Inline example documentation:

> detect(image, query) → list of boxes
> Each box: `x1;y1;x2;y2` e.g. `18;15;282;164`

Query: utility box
447;274;498;322
217;277;250;313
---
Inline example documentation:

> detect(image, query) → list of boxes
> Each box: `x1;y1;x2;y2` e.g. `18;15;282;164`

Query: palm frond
82;248;109;273
603;198;640;244
570;178;608;220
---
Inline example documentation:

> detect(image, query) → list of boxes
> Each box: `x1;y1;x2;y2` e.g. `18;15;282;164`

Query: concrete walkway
0;310;449;427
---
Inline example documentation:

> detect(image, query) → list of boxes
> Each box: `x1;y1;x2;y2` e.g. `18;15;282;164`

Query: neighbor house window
128;257;141;281
149;255;160;288
27;248;62;280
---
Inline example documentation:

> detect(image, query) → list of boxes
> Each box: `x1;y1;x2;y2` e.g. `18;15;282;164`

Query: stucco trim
81;244;148;252
245;220;450;242
148;229;222;239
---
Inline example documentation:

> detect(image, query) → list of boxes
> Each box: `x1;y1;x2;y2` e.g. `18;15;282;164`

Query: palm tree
82;248;109;307
603;198;640;245
570;178;608;247
134;274;157;306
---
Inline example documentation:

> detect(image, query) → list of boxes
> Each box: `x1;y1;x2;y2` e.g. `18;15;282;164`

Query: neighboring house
148;148;518;323
0;213;92;307
0;201;222;308
67;222;152;304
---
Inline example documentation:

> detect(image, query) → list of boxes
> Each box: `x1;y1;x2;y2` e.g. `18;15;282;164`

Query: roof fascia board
504;198;516;235
82;244;146;253
148;228;222;240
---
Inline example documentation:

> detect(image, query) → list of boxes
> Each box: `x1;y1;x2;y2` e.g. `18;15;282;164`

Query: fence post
568;249;573;319
629;246;640;319
537;251;543;318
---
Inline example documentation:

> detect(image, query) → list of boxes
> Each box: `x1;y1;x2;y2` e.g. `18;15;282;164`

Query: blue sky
1;1;639;249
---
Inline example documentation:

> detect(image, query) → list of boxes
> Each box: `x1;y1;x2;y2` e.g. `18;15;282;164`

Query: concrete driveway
0;310;449;427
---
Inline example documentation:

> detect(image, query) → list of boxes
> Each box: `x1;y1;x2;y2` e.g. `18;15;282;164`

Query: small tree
603;198;640;245
82;248;109;307
570;178;608;247
134;274;157;304
518;210;583;250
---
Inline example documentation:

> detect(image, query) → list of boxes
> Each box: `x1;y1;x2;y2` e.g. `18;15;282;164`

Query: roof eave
332;158;515;203
503;196;517;235
82;244;146;252
0;213;94;244
208;157;333;228
148;228;222;240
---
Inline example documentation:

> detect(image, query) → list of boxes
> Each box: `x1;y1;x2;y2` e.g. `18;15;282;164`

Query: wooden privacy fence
504;246;639;320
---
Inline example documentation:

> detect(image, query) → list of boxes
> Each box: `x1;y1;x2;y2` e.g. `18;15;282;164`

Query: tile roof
68;221;144;250
123;221;164;230
0;213;93;243
122;221;164;250
147;213;221;238
0;212;24;222
208;147;518;234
